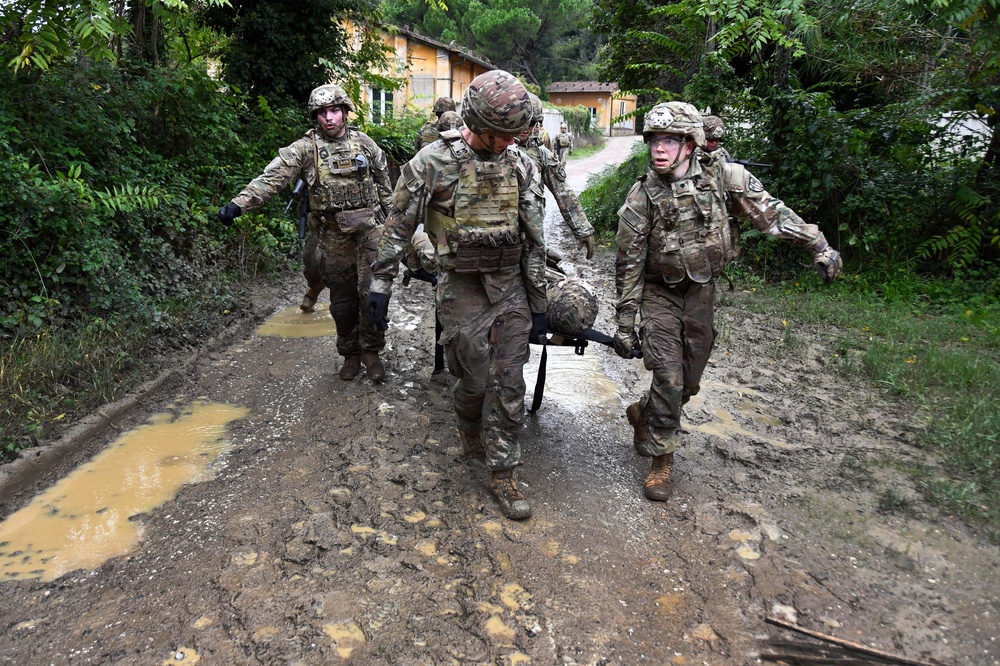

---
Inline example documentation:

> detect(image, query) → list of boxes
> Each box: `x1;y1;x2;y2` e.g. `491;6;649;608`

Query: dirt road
1;137;997;665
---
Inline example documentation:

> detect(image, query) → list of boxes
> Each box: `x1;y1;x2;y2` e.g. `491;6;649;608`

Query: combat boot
361;351;385;382
300;287;322;312
339;356;361;381
626;401;651;457
489;470;531;520
643;453;674;502
458;429;485;461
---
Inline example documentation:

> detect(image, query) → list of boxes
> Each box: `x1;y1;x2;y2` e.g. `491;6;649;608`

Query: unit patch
747;175;764;192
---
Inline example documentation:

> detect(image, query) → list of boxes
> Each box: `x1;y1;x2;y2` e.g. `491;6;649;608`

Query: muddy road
1;138;997;666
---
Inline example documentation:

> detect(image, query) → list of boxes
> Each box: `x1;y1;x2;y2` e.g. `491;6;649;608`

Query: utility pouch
335;207;377;234
658;237;687;283
453;240;523;273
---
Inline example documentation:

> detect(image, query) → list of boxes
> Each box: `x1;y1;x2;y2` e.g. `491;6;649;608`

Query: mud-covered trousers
312;224;386;358
636;279;717;457
302;233;325;295
437;270;532;472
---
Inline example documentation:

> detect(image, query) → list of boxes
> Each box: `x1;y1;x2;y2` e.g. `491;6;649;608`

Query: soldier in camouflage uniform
553;122;573;163
367;70;546;521
518;93;596;259
702;115;731;161
436;110;464;134
415;97;458;153
614;102;843;502
218;84;393;382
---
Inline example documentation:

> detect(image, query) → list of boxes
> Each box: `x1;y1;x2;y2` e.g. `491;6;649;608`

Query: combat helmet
703;115;725;141
643;102;705;148
308;84;355;117
527;92;544;125
432;96;457;116
436;110;464;132
546;276;599;337
461;70;532;136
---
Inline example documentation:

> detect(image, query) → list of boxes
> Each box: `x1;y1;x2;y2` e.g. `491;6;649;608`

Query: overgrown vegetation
0;0;406;461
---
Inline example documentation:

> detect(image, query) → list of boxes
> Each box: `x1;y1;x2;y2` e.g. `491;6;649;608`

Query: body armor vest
309;130;380;214
425;134;522;273
642;165;738;284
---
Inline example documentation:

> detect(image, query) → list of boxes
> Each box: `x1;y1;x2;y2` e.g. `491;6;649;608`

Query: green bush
579;140;648;237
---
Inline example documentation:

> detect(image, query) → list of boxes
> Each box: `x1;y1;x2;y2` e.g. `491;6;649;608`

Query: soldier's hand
613;328;635;359
578;235;595;260
814;247;843;285
366;292;391;332
218;202;242;226
530;312;548;344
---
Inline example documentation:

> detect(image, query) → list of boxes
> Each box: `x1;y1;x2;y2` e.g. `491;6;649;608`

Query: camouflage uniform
415;97;457;153
520;94;595;258
553;124;573;163
701;114;732;162
370;70;544;520
231;85;393;367
615;102;842;501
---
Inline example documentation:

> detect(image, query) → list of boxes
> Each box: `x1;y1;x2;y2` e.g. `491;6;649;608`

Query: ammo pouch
335;206;377;234
453;230;523;273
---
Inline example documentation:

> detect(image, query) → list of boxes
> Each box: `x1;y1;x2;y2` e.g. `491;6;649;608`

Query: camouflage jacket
372;130;548;314
520;136;594;240
232;128;392;214
615;157;829;330
415;121;441;153
554;131;573;152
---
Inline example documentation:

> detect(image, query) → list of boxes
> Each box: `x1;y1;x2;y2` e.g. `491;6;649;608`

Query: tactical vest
642;165;738;284
309;129;380;214
425;134;522;273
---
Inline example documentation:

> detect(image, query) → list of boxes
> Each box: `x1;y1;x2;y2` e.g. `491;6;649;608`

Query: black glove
412;268;438;286
366;292;390;332
218;202;242;226
530;312;547;344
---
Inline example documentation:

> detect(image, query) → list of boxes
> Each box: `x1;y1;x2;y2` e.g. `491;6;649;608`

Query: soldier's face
316;105;347;138
465;128;519;154
705;138;720;151
649;133;694;173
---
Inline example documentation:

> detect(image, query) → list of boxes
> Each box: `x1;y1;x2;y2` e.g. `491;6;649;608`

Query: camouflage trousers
312;224;385;358
437;269;531;471
302;233;325;294
636;279;717;456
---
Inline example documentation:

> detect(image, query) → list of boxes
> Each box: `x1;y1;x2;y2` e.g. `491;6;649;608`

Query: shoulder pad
723;162;748;192
400;159;425;193
617;181;648;233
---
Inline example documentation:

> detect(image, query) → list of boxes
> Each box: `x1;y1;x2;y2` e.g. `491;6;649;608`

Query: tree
205;0;390;107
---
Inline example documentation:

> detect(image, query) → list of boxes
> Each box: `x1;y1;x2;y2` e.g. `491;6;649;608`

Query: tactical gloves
366;292;391;332
530;312;548;344
813;246;843;285
218;202;242;226
613;327;639;359
578;235;596;260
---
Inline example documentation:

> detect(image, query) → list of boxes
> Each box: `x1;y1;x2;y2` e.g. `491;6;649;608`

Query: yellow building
351;24;494;123
547;82;638;136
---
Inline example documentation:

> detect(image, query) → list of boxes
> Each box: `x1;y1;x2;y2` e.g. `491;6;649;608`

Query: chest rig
308;130;379;214
642;165;738;284
424;135;522;273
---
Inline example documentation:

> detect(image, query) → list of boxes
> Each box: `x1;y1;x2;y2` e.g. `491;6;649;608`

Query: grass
568;143;606;160
736;266;1000;530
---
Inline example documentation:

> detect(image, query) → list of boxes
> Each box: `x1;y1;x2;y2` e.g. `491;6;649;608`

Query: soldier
614;102;842;502
415;97;457;153
367;70;546;520
553;122;573;163
702;114;731;161
518;93;595;259
218;83;393;382
436;110;464;133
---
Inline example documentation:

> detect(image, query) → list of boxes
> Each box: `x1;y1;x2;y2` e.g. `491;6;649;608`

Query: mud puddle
255;300;335;338
0;400;247;582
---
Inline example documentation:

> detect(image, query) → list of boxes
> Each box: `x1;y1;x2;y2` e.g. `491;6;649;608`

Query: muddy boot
643;453;674;502
626;401;651;457
458;429;485;461
489;470;532;520
300;287;322;312
339;356;361;381
361;351;385;382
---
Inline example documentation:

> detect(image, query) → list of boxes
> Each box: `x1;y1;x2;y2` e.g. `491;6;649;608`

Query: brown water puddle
0;400;249;582
524;346;620;414
256;302;336;338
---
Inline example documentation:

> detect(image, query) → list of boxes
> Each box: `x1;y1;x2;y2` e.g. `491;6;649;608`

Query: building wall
549;91;637;136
